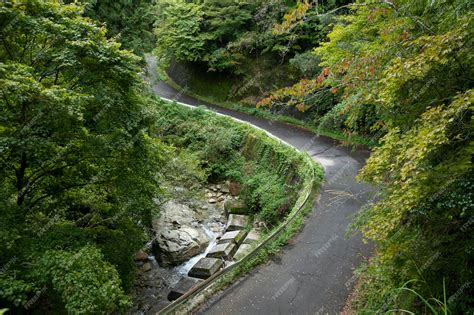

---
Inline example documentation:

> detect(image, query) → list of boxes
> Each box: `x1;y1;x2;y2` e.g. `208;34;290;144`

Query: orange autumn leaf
322;67;330;76
316;74;324;84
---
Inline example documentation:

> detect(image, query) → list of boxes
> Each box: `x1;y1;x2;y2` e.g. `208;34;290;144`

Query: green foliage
154;0;207;63
241;165;290;225
312;0;474;312
81;0;156;55
0;1;165;312
153;100;320;226
153;103;247;180
289;51;322;78
155;0;256;72
36;246;130;313
155;0;343;74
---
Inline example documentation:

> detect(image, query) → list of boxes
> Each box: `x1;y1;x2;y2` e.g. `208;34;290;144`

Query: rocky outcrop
153;201;210;266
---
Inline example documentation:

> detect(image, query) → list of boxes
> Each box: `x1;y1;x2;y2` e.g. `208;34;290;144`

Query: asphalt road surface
149;62;375;315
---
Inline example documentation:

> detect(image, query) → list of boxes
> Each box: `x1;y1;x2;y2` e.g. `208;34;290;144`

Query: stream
172;226;219;280
129;185;228;315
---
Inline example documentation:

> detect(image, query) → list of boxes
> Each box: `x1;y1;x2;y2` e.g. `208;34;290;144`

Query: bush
36;246;130;314
241;165;291;225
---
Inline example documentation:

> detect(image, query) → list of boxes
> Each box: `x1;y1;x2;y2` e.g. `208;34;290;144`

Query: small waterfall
170;225;221;284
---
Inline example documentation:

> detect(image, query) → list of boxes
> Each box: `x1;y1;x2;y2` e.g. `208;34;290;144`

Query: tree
314;0;473;312
155;0;259;72
0;1;163;312
80;0;156;55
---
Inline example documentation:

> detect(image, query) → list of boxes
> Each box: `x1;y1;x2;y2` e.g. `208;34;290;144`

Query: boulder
188;257;223;279
154;201;195;227
154;227;209;266
224;199;248;215
226;214;249;231
221;184;230;193
218;230;248;246
206;242;238;260
168;277;202;301
152;201;210;266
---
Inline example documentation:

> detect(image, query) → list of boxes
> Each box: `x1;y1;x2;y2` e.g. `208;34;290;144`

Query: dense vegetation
0;2;166;312
0;1;321;312
152;102;322;225
155;0;473;313
80;0;156;55
154;0;349;107
1;0;472;313
317;1;474;312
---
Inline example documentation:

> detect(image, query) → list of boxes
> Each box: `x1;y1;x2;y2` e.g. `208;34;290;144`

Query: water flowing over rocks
130;182;235;313
130;181;264;313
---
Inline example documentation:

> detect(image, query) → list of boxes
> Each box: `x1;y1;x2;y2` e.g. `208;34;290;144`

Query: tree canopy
259;0;473;312
0;1;163;312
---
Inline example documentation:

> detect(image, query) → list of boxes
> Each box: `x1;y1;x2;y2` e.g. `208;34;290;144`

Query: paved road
149;62;375;314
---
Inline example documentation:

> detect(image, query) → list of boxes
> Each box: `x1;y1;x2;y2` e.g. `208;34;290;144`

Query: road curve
149;64;374;314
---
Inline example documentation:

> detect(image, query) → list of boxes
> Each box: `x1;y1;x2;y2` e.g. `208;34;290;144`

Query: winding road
149;61;375;314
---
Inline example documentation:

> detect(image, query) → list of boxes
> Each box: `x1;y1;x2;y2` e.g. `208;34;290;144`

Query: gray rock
168;277;202;301
226;214;249;231
218;230;248;246
152;201;210;266
208;198;217;204
206;242;238;260
233;244;253;261
221;186;230;193
154;227;209;266
154;201;195;227
188;257;223;279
